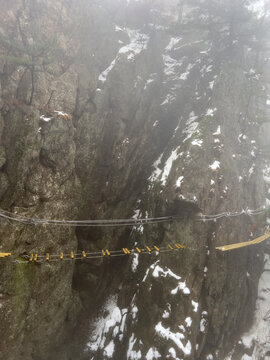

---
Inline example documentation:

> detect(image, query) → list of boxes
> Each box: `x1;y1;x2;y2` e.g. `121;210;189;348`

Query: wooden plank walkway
216;232;270;252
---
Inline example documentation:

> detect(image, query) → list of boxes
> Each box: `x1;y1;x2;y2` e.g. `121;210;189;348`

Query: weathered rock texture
0;0;269;359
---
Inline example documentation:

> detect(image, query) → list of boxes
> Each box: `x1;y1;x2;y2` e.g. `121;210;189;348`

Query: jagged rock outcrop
0;1;269;359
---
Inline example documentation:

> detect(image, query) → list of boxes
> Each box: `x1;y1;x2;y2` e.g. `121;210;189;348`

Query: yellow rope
0;252;11;258
216;231;270;252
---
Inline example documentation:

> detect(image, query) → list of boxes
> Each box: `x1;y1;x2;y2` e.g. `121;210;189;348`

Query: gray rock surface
0;0;269;359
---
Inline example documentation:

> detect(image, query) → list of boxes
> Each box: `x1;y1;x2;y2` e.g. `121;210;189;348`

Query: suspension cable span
0;208;175;227
198;205;268;222
0;204;269;227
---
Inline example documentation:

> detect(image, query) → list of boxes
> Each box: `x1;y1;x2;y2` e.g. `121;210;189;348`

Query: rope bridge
1;231;270;263
0;243;186;263
0;205;269;263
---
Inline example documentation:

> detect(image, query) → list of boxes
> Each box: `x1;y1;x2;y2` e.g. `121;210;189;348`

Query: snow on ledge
209;160;220;170
98;28;149;83
146;347;161;360
152;265;181;280
155;322;192;355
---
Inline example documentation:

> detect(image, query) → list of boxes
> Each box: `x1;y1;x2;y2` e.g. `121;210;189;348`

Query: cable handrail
0;208;174;226
0;204;269;227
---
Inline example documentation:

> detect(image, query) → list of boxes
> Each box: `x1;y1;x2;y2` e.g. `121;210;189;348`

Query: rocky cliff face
0;1;269;359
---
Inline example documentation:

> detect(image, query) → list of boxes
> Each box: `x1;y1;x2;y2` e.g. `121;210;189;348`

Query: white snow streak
99;28;149;82
176;176;184;187
40;115;52;122
148;153;163;183
160;148;180;185
183;112;199;142
241;255;270;359
131;253;139;272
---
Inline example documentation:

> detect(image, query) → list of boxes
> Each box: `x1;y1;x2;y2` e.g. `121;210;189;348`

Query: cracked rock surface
0;1;269;359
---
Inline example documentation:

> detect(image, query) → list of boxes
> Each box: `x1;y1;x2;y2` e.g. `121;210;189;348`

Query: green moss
12;261;34;335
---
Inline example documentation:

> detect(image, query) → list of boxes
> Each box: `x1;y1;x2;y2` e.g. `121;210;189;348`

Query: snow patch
213;125;221;135
119;28;149;61
183;112;199;142
200;318;207;333
248;164;255;177
168;347;177;358
241;255;270;358
171;281;190;295
185;317;192;327
146;348;161;360
179;63;194;80
209;160;220;170
209;80;215;89
152;265;181;280
165;37;182;51
162;310;170;319
127;333;142;360
192;300;198;312
143;260;159;282
99;59;116;82
104;341;115;358
54;110;69;117
176;176;184;187
263;165;270;183
246;0;266;17
99;28;149;82
40;115;52;122
206;108;217;116
160;147;180;185
148;153;163;183
163;54;183;78
131;253;139;272
155;322;192;355
160;93;176;106
87;295;122;353
191;138;203;147
133;209;141;219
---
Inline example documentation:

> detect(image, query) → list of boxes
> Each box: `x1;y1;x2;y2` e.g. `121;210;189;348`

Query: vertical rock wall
0;0;269;359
